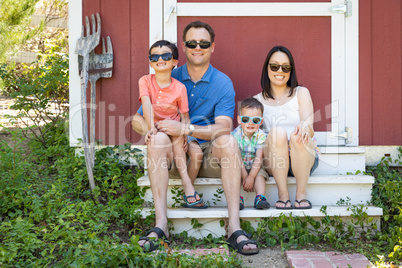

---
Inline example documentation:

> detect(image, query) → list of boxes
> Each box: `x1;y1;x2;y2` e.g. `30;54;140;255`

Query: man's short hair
149;40;179;60
182;21;215;43
239;98;264;114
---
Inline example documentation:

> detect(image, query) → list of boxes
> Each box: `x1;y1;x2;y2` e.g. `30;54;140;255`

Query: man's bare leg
212;135;257;251
132;114;172;246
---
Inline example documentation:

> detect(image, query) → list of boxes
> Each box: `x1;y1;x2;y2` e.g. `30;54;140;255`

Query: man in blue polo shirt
132;21;259;255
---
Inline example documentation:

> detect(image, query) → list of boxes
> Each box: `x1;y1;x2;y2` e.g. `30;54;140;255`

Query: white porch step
138;174;375;207
139;206;383;239
314;146;366;175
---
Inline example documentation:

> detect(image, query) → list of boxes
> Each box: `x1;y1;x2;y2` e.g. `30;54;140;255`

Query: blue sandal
254;195;270;209
181;191;208;209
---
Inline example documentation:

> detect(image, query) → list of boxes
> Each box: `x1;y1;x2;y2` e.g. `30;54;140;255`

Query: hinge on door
329;1;352;17
329;127;353;144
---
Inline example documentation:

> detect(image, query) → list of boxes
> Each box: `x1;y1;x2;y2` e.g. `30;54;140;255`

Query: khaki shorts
247;167;269;180
169;140;270;179
169;141;221;178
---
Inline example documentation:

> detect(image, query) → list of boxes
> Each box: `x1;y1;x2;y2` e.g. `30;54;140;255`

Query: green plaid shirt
231;126;267;170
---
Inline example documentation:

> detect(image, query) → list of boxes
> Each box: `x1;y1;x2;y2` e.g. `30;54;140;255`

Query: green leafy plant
0;40;68;147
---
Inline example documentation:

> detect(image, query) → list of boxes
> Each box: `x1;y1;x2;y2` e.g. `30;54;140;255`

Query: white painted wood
164;0;178;45
159;0;360;147
176;3;334;17
69;0;83;146
149;0;163;75
139;174;375;207
345;0;359;146
140;206;383;238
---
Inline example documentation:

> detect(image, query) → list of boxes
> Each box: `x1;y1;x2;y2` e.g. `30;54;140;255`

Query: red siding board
359;0;373;145
370;0;402;145
81;0;402;146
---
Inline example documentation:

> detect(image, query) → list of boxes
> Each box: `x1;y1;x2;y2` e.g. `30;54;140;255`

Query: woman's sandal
226;230;259;255
294;199;312;209
181;191;208;209
275;200;293;210
138;227;170;252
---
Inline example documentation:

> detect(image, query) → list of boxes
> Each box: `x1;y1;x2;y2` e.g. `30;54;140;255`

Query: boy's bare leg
212;135;257;251
254;175;266;196
171;135;198;204
187;141;203;184
132;113;148;135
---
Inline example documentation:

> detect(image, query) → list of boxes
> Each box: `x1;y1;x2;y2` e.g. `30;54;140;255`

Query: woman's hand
294;123;310;144
145;128;158;144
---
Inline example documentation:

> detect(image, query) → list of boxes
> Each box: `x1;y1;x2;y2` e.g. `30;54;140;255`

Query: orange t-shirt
138;74;189;122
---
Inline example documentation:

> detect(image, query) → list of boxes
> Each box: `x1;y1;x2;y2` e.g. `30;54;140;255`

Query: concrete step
138;174;375;207
139;206;383;239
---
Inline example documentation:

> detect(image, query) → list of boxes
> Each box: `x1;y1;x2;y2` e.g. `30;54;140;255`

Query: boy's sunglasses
240;116;263;125
268;63;292;73
184;40;212;49
149;53;173;62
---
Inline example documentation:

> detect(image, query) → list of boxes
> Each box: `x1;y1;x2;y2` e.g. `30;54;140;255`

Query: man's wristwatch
188;124;195;136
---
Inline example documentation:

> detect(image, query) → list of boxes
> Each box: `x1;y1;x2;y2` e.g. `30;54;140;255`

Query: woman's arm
296;87;315;142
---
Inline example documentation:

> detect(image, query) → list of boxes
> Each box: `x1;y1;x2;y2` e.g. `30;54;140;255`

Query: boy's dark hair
182;21;215;43
149;40;179;60
239;98;264;114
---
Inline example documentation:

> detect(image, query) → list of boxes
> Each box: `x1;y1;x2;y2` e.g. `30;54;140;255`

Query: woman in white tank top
254;46;318;210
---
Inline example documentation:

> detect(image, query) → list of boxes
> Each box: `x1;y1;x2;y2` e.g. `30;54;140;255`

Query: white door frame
150;0;359;146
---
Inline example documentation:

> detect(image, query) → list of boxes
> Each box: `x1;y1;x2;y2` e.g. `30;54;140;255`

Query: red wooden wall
81;0;401;146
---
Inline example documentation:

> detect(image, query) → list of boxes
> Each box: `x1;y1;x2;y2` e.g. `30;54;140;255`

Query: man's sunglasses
268;63;292;73
149;53;173;62
240;116;263;125
184;40;212;49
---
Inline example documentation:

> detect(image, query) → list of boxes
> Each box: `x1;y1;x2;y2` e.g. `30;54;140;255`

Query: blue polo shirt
138;64;235;143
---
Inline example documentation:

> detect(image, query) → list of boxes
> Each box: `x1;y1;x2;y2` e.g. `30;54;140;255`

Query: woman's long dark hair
260;46;299;100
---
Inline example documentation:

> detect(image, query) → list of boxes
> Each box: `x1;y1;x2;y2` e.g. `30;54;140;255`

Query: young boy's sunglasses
268;63;292;73
184;40;212;49
240;116;263;125
149;53;173;62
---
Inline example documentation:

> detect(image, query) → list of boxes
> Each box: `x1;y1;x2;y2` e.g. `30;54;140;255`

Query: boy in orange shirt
139;40;206;208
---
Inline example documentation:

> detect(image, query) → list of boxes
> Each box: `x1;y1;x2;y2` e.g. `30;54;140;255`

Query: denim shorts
288;151;319;176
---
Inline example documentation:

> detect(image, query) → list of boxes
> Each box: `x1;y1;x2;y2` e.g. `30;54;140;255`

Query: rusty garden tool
75;13;113;191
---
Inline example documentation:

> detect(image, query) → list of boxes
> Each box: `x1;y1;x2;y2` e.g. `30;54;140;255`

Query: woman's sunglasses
184;40;212;49
268;63;292;73
149;53;173;62
240;116;263;125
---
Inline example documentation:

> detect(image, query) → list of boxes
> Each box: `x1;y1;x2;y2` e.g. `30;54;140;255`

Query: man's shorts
169;140;221;178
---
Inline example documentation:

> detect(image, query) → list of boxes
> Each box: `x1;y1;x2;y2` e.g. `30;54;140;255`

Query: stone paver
286;250;371;268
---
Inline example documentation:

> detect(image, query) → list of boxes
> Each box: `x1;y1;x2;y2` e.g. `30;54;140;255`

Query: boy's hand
242;176;255;192
145;128;158;144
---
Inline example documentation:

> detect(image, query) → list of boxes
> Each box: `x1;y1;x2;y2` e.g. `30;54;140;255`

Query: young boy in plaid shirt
231;98;270;210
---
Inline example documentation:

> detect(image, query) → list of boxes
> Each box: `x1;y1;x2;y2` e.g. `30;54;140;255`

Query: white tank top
256;87;300;140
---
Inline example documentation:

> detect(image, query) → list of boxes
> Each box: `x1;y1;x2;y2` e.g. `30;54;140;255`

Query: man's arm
155;115;232;141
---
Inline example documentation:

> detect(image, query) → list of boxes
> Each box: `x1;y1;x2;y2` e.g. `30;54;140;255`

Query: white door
149;0;359;147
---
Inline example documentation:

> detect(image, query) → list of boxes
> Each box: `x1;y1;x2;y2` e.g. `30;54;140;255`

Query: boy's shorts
246;168;269;180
